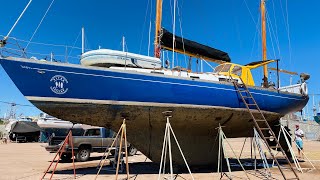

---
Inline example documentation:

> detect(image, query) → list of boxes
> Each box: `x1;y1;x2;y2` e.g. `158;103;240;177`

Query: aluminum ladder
232;79;299;180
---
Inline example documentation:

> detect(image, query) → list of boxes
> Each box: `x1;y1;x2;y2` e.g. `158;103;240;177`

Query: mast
261;0;268;87
154;0;163;58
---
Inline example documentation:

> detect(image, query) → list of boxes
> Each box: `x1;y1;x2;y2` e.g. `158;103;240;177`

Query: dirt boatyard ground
1;139;320;180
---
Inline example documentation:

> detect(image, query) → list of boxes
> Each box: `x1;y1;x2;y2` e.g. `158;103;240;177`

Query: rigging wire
148;0;154;56
249;15;261;61
171;0;177;68
284;0;292;69
176;0;187;68
138;0;151;54
67;30;82;59
0;100;35;108
147;21;152;56
243;0;261;37
279;0;292;69
2;35;88;50
84;34;91;51
4;0;33;41
266;10;282;60
244;0;265;62
203;60;215;71
270;0;282;59
243;0;257;25
1;46;79;60
265;11;277;59
249;26;258;61
25;0;55;51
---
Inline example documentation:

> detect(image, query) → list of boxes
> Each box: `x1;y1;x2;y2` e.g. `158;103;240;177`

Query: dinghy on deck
80;49;162;69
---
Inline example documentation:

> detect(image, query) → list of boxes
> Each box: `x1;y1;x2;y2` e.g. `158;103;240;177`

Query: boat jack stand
216;125;250;180
272;125;316;173
158;111;194;180
95;118;130;180
41;129;76;180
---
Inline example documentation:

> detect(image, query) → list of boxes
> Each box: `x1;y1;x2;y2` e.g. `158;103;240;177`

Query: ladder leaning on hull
232;79;300;180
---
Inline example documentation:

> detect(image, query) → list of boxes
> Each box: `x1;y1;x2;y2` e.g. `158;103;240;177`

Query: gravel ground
0;138;320;180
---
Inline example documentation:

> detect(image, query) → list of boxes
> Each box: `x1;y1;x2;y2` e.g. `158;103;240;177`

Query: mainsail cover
160;28;231;63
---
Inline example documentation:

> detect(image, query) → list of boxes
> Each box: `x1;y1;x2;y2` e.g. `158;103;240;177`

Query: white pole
163;131;168;175
148;21;152;56
172;0;176;68
167;118;173;180
217;126;221;173
306;105;309;120
162;51;165;68
50;52;53;62
81;27;84;54
169;124;194;179
313;95;315;107
5;0;33;41
122;36;125;52
279;71;281;87
280;126;303;172
158;120;168;180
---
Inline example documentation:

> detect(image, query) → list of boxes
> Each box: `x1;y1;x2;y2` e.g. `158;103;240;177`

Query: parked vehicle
45;127;137;162
8;121;41;143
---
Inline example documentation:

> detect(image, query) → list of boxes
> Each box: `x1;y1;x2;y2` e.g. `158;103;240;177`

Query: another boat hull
314;114;320;124
0;57;309;165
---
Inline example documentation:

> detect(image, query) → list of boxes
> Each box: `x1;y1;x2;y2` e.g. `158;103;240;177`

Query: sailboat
0;0;309;166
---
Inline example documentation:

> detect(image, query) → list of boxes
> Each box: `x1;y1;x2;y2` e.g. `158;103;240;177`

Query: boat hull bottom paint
31;100;282;166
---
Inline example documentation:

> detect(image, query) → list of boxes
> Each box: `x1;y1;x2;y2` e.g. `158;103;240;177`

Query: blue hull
0;58;308;115
0;57;309;166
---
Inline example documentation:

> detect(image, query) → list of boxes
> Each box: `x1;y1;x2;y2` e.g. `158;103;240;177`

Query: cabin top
214;60;276;86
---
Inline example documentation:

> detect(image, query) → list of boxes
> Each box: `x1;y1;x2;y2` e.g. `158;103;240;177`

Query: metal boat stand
272;125;316;173
41;128;76;180
252;127;272;179
216;125;250;180
96;136;125;173
95;118;130;180
157;111;194;180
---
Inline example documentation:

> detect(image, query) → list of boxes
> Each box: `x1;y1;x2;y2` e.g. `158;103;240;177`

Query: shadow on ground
50;157;292;176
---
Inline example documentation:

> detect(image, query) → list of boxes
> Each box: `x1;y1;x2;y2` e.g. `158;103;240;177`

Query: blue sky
0;0;319;118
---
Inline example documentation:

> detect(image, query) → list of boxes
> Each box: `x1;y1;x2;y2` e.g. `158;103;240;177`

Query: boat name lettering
20;65;31;69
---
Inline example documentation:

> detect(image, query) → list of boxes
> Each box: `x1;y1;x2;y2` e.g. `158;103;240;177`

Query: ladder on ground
232;79;299;180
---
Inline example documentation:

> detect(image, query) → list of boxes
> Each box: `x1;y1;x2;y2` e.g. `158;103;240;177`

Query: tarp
314;115;320;124
160;28;231;63
10;121;41;133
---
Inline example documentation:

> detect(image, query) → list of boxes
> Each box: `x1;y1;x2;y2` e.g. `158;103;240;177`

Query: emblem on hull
50;75;68;94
